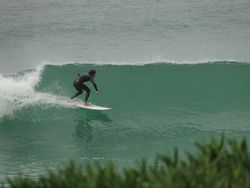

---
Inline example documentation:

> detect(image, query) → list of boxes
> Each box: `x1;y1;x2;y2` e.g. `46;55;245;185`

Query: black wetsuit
71;73;98;102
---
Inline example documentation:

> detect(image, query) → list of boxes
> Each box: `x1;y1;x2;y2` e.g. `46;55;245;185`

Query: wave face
0;61;250;179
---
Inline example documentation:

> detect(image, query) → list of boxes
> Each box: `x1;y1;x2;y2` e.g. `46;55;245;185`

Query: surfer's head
88;70;96;78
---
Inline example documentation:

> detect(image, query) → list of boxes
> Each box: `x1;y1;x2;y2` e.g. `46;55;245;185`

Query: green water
0;62;250;180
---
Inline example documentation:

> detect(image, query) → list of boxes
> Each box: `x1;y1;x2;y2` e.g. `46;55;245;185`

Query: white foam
0;66;71;118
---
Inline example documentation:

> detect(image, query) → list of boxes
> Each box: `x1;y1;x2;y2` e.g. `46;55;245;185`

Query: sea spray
0;66;72;118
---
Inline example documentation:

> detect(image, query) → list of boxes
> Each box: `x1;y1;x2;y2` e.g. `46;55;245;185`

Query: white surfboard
71;101;111;111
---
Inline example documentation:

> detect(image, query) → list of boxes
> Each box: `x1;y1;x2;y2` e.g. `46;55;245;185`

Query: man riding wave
71;70;99;105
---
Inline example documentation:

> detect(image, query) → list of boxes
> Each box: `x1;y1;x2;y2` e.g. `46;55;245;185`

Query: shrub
3;136;250;188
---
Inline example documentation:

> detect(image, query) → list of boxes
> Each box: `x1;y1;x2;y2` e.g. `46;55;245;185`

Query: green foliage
3;136;250;188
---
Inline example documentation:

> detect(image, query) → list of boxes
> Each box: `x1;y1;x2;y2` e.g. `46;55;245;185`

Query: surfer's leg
82;84;90;102
71;91;82;99
71;83;83;99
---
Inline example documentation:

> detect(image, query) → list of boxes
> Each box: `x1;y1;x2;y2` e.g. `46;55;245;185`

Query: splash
0;66;71;118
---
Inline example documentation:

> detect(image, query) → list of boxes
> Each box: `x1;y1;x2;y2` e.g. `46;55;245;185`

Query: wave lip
39;59;250;68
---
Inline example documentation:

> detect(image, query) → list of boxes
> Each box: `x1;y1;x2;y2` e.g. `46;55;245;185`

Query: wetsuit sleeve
90;79;98;91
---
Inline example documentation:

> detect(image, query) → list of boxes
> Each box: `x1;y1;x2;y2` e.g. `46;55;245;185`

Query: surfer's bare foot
84;102;89;106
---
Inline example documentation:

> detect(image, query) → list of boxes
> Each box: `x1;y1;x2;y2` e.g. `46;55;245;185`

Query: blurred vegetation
2;136;250;188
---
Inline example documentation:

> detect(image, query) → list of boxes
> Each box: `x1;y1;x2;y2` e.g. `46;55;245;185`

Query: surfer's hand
96;91;99;95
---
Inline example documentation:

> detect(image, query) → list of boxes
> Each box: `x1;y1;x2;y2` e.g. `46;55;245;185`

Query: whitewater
0;66;72;118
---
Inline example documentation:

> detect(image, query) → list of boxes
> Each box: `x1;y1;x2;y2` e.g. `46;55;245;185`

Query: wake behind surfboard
70;101;111;111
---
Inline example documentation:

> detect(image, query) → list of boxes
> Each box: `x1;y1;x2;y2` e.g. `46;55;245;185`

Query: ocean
0;0;250;181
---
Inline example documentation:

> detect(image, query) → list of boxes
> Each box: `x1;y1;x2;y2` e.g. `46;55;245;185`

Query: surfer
70;70;99;105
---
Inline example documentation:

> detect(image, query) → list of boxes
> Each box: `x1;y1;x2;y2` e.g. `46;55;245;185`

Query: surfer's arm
90;79;98;91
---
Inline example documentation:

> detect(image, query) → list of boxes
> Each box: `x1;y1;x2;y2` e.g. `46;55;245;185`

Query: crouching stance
71;70;99;105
